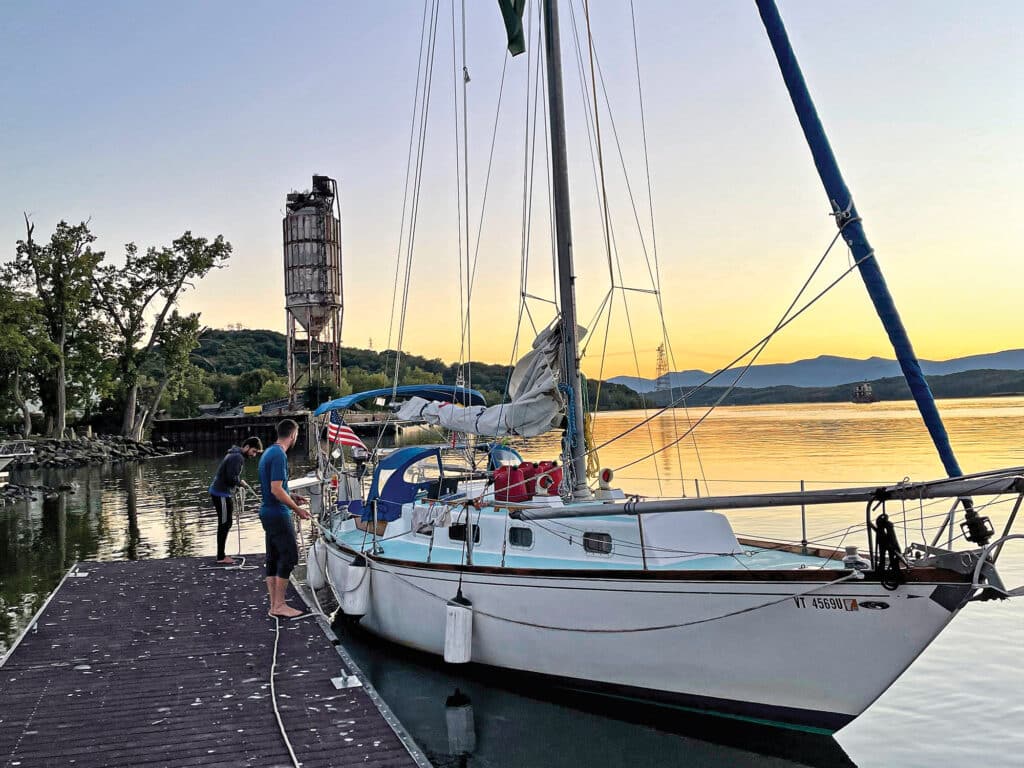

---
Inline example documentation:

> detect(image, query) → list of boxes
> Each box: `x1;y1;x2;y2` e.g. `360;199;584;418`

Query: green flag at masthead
497;0;526;56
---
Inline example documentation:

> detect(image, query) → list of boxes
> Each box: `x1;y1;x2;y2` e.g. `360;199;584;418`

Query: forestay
394;322;584;437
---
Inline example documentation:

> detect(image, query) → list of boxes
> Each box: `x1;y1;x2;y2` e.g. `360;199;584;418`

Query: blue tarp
314;384;486;416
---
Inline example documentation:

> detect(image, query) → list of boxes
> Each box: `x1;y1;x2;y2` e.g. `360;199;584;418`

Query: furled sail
394;322;584;437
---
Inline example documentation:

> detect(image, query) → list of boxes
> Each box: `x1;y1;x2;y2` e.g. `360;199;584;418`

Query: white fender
341;556;370;617
306;539;327;590
444;591;473;664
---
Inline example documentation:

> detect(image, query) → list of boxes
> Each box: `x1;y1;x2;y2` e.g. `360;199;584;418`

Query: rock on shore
7;436;179;470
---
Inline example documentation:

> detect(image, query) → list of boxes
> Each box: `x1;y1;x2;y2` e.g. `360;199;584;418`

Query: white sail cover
394;323;584;437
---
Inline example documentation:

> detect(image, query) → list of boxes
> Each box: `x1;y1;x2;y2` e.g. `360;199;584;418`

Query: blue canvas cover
361;447;442;523
314;385;486;416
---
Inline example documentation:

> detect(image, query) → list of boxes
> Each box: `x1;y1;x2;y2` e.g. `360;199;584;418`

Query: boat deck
338;528;844;571
0;557;429;768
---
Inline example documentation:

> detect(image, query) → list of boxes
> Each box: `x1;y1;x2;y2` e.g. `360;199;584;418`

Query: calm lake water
2;397;1022;766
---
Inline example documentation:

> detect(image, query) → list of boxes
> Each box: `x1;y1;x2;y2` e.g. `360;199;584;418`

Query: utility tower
283;175;344;409
655;343;670;391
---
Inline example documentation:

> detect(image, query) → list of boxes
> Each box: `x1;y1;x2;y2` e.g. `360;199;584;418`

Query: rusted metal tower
283;175;344;409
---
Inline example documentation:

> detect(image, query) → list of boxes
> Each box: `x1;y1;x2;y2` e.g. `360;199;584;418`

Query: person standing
258;419;310;618
208;436;263;564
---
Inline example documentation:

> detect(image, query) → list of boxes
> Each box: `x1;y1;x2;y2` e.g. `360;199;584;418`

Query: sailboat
302;0;1023;733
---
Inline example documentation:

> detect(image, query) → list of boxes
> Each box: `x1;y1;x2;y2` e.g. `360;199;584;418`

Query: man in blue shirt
208;436;263;564
258;419;310;618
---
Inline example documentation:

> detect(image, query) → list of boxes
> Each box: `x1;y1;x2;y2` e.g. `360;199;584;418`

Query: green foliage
302;377;352;410
161;374;215;418
255;378;289;403
7;219;106;435
205;372;242;406
193;329;287;375
92;230;231;435
237;368;279;403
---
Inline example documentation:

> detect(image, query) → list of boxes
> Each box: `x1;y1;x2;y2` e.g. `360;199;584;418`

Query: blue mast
754;0;963;479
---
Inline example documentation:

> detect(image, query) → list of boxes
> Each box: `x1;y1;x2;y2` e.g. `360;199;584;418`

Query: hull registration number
793;596;859;611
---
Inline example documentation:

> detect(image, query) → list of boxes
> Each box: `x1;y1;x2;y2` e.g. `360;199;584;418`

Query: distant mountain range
610;350;1024;393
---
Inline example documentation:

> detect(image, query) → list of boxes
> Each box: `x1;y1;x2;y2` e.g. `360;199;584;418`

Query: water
2;398;1022;766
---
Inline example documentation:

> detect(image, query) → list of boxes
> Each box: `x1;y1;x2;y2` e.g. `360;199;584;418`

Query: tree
8;218;105;436
255;379;290;404
93;232;231;437
134;311;203;439
0;287;55;435
238;368;278;403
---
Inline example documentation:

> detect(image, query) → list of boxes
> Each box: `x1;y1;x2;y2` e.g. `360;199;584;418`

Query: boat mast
542;0;589;498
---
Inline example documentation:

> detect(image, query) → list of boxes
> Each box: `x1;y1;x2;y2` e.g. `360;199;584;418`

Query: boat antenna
754;0;990;544
542;0;590;499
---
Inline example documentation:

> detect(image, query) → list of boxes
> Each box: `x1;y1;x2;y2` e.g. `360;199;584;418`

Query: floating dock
0;557;429;768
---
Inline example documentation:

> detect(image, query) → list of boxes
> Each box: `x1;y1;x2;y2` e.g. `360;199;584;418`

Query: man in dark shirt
208;436;263;564
258;419;310;618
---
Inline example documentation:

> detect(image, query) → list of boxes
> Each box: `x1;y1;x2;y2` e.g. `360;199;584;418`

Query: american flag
327;411;367;450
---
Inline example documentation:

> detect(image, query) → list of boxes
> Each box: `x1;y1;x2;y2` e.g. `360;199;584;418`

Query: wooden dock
0;558;430;768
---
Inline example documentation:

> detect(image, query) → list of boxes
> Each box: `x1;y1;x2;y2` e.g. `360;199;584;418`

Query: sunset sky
2;1;1020;379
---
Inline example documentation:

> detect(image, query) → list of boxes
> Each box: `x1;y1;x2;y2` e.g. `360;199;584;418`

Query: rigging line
363;552;858;633
594;228;858;460
612;233;855;472
581;11;704;494
385;0;432;375
580;0;656;485
465;51;511;359
394;0;441;393
567;1;660;487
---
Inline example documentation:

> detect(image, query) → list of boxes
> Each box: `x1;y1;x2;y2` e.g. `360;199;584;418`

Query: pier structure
0;558;429;768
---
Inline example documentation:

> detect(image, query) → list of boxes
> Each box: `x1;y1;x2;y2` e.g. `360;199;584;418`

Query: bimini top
314;384;486;416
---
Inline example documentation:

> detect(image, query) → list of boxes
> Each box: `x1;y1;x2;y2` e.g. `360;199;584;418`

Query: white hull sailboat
299;0;1022;733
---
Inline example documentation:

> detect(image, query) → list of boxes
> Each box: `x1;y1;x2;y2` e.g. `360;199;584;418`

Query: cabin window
508;526;533;548
583;532;613;555
448;523;481;544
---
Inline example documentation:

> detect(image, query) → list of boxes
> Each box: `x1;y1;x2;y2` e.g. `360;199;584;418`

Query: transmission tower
655;343;670;391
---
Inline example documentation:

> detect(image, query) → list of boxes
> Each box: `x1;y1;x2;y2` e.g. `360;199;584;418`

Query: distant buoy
341;555;370;617
306;539;327;590
444;589;473;664
445;688;476;755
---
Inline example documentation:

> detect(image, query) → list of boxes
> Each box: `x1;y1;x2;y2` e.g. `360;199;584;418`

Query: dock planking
0;557;428;768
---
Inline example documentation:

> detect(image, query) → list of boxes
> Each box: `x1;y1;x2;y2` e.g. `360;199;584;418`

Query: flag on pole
327;411;367;450
497;0;526;57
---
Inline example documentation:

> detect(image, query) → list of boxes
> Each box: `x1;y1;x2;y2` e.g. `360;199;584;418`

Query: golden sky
3;2;1020;378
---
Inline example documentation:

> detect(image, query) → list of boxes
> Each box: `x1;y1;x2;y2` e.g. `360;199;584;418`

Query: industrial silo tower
283;174;344;408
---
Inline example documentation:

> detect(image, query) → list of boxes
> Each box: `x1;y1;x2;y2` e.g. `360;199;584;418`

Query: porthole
583;532;613;555
508;526;533;548
448;523;481;544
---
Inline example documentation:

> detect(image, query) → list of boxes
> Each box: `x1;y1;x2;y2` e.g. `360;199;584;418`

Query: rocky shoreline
4;436;181;470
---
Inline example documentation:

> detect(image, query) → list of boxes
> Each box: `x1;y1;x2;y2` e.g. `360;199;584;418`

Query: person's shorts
260;513;298;578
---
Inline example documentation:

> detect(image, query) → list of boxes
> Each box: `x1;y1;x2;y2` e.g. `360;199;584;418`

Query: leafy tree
302;377;352;410
237;368;278;403
255;379;290;404
205;372;241;406
7;218;105;436
134;311;203;438
161;374;215;418
92;232;231;437
0;287;55;435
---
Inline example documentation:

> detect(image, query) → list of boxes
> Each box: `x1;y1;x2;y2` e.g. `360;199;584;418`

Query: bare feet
268;604;305;618
216;556;235;565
